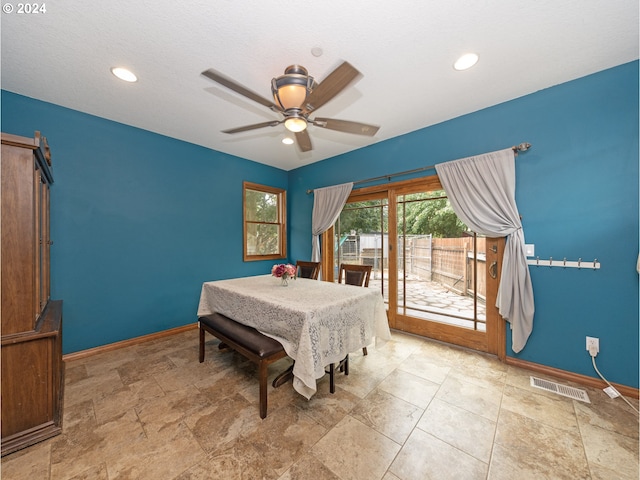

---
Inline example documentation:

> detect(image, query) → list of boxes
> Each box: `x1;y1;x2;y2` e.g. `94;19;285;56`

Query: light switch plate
525;244;535;257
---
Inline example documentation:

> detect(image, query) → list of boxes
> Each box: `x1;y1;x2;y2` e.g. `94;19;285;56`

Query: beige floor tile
490;409;590;480
397;351;452;384
116;354;177;385
50;409;148;479
351;388;423;444
448;363;507;391
135;384;212;438
64;363;89;385
175;442;279;480
105;421;206;480
417;338;467;365
292;380;362;429
0;441;51;480
390;427;488;480
92;376;165;424
183;392;263;455
417;397;496;463
67;463;109;479
279;453;342;480
4;328;638;480
580;422;639;479
500;383;579;433
242;405;328;476
435;375;502;421
377;369;440;408
332;363;390;399
382;472;402;480
63;369;124;409
574;388;640;440
311;415;401;480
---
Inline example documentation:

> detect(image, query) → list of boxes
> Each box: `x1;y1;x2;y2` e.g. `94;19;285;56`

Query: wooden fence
339;235;487;300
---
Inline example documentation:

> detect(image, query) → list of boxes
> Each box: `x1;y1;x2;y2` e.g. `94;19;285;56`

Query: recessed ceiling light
111;67;138;82
453;53;479;71
282;137;294;145
311;47;323;57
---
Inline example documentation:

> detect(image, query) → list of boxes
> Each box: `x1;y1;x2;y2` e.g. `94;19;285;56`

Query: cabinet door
1;144;37;334
1;337;56;439
36;172;51;312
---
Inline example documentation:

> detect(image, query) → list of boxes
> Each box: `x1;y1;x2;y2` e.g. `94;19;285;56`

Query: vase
281;276;288;286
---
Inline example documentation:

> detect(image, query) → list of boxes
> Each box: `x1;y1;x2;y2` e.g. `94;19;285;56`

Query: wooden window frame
320;174;505;358
243;181;287;262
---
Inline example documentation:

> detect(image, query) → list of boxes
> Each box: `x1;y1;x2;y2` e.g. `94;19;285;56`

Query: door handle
489;261;498;279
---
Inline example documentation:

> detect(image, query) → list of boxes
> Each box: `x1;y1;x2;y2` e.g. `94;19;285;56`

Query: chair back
338;264;372;287
296;260;320;280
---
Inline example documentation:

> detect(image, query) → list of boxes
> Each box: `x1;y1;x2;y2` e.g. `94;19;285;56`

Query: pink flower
271;263;297;279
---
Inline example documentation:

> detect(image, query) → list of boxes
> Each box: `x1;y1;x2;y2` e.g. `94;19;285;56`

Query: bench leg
259;362;268;419
199;325;205;363
272;363;294;388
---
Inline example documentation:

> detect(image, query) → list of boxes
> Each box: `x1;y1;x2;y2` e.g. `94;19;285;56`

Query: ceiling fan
201;62;380;152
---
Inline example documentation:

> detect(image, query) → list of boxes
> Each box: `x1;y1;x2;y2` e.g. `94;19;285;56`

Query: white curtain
435;148;534;353
311;182;353;264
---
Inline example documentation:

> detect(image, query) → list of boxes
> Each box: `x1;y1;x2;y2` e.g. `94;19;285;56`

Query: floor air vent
530;376;590;403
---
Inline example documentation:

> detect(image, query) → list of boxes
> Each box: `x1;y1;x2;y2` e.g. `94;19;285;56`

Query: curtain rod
306;142;532;194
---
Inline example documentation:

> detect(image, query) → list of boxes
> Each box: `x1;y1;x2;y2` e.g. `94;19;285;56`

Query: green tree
400;196;467;237
339;193;468;238
246;189;279;255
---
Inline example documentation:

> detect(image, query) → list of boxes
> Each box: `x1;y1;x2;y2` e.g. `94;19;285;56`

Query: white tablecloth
197;274;391;399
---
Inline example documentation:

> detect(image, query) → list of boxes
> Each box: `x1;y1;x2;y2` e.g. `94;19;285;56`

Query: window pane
246;189;278;222
246;223;280;255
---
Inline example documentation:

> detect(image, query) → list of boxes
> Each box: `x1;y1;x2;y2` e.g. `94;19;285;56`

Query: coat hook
536;256;539;266
578;258;581;268
563;258;567;267
549;256;552;266
593;258;598;269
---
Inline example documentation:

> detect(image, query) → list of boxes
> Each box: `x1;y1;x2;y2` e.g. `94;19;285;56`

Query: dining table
197;274;391;399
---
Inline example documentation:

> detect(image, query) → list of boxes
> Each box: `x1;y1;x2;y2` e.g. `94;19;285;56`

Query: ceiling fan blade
222;120;282;134
312;118;379;136
295;130;313;152
202;69;281;112
303;62;361;114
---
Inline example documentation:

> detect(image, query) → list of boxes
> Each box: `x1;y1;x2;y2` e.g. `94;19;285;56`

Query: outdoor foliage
339;191;468;237
246;188;280;255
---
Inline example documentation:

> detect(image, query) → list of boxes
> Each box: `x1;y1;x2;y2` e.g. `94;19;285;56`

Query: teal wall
2;61;638;388
1;91;288;353
288;61;640;388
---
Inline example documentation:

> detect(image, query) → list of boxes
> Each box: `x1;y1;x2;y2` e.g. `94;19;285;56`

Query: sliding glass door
327;176;504;354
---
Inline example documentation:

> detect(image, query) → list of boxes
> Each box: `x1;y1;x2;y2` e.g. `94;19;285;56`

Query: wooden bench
198;312;287;419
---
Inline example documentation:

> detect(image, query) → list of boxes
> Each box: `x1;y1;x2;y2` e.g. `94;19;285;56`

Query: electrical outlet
586;336;599;354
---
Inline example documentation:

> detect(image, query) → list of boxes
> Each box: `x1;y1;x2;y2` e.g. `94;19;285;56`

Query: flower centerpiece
271;263;296;286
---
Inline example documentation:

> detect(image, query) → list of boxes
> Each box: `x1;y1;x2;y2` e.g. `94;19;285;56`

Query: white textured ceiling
1;1;638;171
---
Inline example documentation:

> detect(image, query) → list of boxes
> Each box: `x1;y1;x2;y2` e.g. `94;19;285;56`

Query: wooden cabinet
1;132;63;456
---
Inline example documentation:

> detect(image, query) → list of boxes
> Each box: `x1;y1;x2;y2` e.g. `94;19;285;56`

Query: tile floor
2;328;638;479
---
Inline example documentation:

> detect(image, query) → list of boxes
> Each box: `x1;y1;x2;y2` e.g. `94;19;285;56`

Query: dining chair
296;260;320;280
337;263;373;355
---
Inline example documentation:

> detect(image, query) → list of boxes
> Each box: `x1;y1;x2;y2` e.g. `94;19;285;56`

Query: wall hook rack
526;257;600;269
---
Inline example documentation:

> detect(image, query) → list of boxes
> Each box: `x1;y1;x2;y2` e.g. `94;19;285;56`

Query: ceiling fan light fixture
272;65;315;110
284;115;307;133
